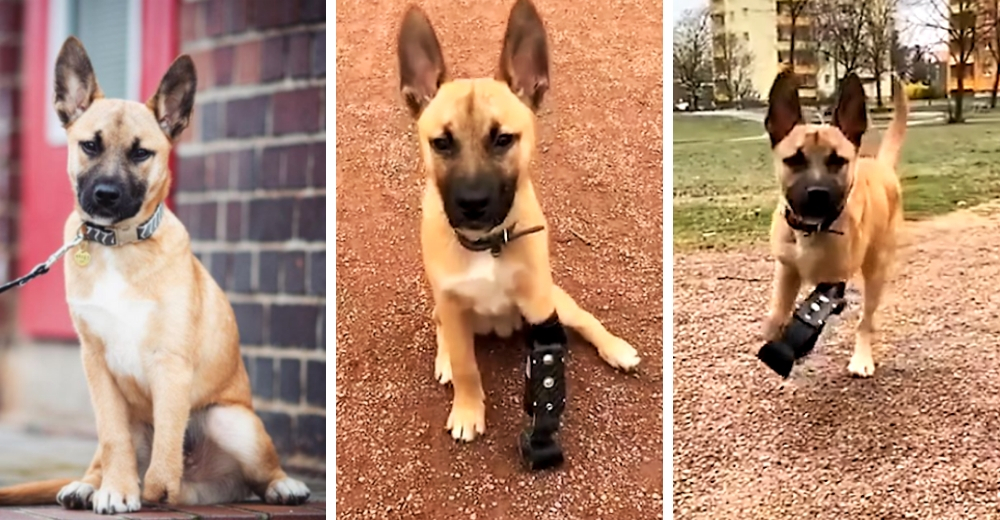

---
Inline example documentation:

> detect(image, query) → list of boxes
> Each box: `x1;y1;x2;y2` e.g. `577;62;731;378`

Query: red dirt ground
674;206;1000;519
335;0;663;518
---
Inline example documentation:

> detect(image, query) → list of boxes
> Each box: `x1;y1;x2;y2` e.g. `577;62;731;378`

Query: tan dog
762;71;908;377
0;37;309;513
396;0;641;443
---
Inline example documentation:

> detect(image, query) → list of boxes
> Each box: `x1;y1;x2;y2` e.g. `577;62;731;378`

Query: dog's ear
497;0;549;111
146;55;198;141
53;36;103;127
397;5;447;118
764;70;802;147
831;73;867;148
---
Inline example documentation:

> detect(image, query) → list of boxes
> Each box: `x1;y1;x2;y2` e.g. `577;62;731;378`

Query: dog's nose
806;187;831;207
455;191;490;219
94;183;122;207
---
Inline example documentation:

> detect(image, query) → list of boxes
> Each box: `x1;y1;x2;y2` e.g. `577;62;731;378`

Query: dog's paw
599;337;641;372
92;485;141;515
847;353;875;378
264;477;311;505
141;468;181;505
446;398;486;442
434;349;452;385
57;481;95;510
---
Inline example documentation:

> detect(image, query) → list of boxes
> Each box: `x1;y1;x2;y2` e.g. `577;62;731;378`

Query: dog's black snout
455;187;492;219
806;187;831;208
93;183;122;207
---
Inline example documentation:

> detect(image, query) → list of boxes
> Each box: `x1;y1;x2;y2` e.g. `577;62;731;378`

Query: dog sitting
395;0;641;443
0;37;309;514
762;71;908;378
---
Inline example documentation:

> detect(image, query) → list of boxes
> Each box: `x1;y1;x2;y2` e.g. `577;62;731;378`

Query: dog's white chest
67;252;155;386
440;253;522;316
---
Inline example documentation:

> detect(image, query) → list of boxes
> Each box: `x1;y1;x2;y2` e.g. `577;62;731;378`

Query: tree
917;0;984;122
716;32;757;104
813;0;871;79
891;30;910;81
865;0;897;108
981;0;1000;107
780;0;811;68
673;8;712;110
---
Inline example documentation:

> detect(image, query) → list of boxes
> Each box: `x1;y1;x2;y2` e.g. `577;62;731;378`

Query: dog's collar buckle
455;223;545;256
83;203;166;247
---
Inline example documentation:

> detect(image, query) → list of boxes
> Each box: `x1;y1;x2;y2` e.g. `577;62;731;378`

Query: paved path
0;425;327;518
674;204;1000;519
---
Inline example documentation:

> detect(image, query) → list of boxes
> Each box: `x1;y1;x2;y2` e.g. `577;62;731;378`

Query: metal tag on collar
490;228;510;257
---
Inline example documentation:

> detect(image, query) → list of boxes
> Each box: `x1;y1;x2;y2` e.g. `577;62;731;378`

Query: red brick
180;1;200;42
214;45;235;87
248;197;294;241
205;152;231;190
254;0;300;29
0;2;23;33
272;88;322;135
288;33;311;79
190;50;215;91
0;87;19;122
226;0;250;34
226;95;268;138
234;40;261;85
205;0;226;37
0;44;19;75
261;36;286;82
168;505;258;520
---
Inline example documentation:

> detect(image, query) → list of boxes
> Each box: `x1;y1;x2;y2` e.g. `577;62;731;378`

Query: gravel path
335;1;663;518
674;205;1000;519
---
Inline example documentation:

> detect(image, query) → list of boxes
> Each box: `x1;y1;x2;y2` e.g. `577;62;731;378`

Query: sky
669;0;944;49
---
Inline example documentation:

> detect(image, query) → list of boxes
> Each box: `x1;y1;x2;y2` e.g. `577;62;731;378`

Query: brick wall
0;0;21;337
177;0;325;472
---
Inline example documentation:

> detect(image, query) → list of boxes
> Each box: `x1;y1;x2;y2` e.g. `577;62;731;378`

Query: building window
744;32;750;41
825;74;831;84
743;7;749;16
46;0;142;146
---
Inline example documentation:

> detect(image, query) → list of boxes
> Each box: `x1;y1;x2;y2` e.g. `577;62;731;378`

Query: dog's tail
0;478;73;505
876;76;909;169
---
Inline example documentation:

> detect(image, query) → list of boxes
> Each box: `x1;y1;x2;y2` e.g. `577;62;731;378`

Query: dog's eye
826;153;847;169
131;148;153;162
430;133;454;154
493;132;516;150
80;140;99;156
782;150;807;169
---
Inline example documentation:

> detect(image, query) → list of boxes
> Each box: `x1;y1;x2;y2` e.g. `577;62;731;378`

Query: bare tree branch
715;32;758;104
673;8;712;110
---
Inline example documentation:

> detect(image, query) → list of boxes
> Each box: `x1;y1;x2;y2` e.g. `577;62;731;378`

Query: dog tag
74;248;91;267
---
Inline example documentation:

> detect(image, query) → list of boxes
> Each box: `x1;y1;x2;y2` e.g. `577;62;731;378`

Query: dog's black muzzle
440;173;517;231
785;177;847;224
77;173;145;224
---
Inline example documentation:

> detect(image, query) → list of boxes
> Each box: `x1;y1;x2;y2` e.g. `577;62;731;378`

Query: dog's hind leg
551;285;640;371
203;405;310;505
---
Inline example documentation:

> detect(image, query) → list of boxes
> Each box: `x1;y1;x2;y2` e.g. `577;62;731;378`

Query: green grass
673;114;764;143
673;117;1000;249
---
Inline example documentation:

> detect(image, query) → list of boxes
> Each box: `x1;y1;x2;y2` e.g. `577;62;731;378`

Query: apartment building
945;0;997;95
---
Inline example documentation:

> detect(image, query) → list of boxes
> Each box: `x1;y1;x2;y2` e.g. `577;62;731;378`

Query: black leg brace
757;282;847;378
519;313;567;470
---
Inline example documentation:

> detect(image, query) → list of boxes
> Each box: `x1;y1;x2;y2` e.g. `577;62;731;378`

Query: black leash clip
520;317;567;470
757;281;847;378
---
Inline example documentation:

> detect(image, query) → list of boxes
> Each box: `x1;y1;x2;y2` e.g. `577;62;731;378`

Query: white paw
847;353;875;378
446;399;486;442
92;486;141;515
265;477;311;505
57;481;94;510
434;350;452;385
599;338;641;371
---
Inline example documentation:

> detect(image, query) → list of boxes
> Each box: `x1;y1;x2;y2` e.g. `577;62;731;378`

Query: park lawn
673;113;764;143
674;118;1000;249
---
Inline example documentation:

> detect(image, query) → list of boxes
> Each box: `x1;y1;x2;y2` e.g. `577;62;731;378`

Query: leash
0;232;83;295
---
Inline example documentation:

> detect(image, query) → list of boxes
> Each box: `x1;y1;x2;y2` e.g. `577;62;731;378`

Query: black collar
455;223;545;257
784;206;844;236
83;203;166;247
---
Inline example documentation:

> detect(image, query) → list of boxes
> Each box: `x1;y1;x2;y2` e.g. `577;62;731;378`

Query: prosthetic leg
758;282;847;378
519;313;567;470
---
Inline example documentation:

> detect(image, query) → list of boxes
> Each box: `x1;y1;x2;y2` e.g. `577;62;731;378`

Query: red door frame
19;0;179;340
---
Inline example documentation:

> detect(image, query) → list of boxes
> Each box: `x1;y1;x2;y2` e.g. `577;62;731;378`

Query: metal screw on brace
543;377;555;388
543;354;554;365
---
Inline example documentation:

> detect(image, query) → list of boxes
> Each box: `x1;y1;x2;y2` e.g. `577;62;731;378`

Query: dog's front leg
437;297;484;442
141;355;193;505
80;346;141;514
764;261;802;341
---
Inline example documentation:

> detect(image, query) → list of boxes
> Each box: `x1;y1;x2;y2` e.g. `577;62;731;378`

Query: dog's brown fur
396;0;640;442
0;37;309;514
763;71;909;377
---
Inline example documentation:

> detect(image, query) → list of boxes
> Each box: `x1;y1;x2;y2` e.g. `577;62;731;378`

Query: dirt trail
674;205;1000;519
335;1;663;518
